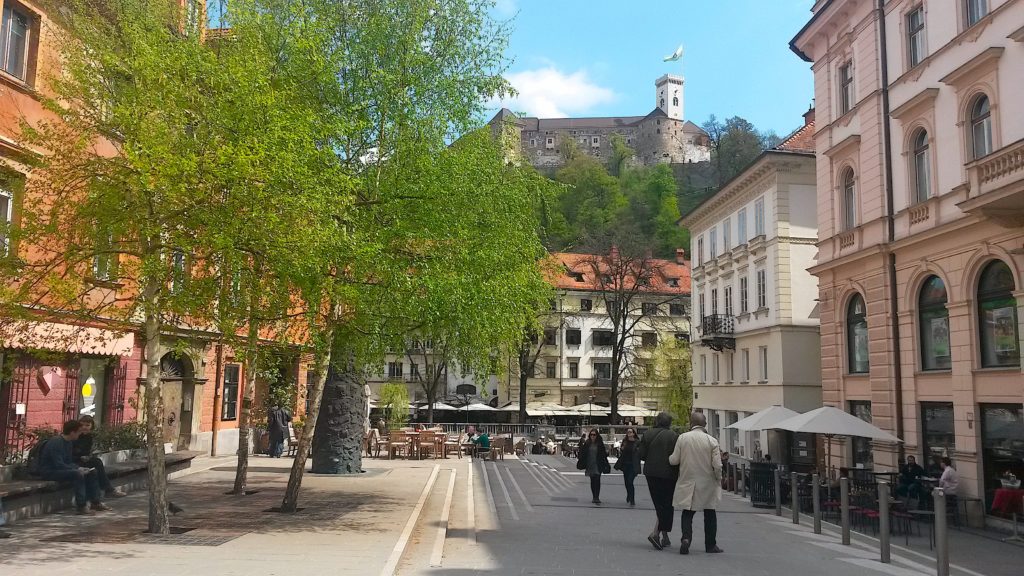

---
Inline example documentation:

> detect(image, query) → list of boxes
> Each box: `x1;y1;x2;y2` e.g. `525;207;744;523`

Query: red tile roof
546;251;691;294
775;108;816;153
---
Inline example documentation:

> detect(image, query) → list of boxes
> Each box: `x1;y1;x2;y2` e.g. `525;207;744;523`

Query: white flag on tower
663;45;683;62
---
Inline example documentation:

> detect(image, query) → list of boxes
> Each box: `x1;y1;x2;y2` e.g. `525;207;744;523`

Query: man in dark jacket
267;404;292;458
73;415;127;498
39;420;106;514
638;412;679;550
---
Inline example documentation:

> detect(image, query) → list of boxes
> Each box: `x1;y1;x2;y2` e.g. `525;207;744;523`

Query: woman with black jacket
577;428;611;504
616;428;642;505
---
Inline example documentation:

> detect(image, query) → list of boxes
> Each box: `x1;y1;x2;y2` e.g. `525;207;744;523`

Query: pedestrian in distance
639;412;679;550
267;403;292;458
576;428;610;504
669;411;724;555
615;427;642;506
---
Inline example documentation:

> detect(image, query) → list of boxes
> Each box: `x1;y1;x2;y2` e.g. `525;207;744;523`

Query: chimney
675;248;687;265
803;106;815;127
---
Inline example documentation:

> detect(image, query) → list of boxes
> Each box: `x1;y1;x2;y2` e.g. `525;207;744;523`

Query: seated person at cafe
39;420;109;514
74;416;127;498
472;427;491;456
938;457;959;497
897;455;925;497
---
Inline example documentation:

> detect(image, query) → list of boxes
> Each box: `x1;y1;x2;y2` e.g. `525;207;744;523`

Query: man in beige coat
668;411;723;554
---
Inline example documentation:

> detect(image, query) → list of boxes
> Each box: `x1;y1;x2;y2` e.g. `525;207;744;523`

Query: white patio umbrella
465;402;496;411
616;403;658;418
420;401;458;411
727;405;801;432
771;405;902;472
568;402;610;414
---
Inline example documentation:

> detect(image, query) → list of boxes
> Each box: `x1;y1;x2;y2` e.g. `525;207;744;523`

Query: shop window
77;358;108;423
919;275;951;370
921;402;955;475
849;401;874;469
977;260;1019;368
980;404;1024;515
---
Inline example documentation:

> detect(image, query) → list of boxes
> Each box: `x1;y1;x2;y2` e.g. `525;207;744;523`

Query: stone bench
0;450;203;523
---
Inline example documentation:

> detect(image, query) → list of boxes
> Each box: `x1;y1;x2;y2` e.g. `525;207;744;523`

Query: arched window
978;260;1019;367
660;97;665;109
912;129;931;204
970;94;992;160
672;96;679;107
841;168;857;231
919;276;951;370
847;294;869;373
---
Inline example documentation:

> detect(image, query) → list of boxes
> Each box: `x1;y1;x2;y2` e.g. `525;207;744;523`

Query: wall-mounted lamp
966;412;974;430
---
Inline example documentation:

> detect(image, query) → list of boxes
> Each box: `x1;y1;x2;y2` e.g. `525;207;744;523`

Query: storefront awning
1;320;135;357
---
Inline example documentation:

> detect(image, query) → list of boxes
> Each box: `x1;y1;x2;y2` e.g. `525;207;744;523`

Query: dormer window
570;271;585;282
668;278;680;288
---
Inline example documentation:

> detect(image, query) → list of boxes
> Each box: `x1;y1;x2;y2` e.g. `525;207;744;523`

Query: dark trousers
589;474;602;500
83;457;114;493
42;469;100;508
646;476;676;532
269;432;285;458
680;509;717;550
621;465;637;503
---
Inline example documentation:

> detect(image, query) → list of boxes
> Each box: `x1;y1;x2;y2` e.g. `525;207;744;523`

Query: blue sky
490;0;816;137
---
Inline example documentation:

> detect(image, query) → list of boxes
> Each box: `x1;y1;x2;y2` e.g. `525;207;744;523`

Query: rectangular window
410;363;420;380
580;298;592;311
545;361;556;378
726;352;734;382
304;370;317;416
698;293;705;321
741;349;750;381
722;219;731;251
641;332;657;348
387;361;403;379
711;288;718;316
754;197;765;236
849;401;874;468
709;228;717;258
724;286;733;317
737;208;747;243
712;355;719;382
543;328;557;345
758;346;768;381
1;3;32;81
839;61;854;115
569;361;579;379
756;269;767;309
594;362;612;380
591;136;600;147
921;402;954;476
966;0;988;27
907;6;926;68
566;329;582;346
593;330;614;347
697;236;704;265
669;302;685;316
980;404;1024;513
700;355;707;383
675;332;690;343
642;302;659;316
222;364;240;421
740;277;749;313
92;230;117;281
0;186;11;256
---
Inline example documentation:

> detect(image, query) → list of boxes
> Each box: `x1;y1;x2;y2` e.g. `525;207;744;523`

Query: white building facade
683;119;822;462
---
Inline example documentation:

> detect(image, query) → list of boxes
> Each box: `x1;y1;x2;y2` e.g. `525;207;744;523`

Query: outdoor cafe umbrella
771;405;902;473
420;401;458;411
727;405;800;432
616;403;658;418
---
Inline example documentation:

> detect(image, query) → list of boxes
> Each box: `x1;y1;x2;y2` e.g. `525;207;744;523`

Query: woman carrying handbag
577;428;611;504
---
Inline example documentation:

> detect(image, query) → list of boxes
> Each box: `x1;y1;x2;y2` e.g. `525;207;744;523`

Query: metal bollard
879;481;890;564
774;468;783;516
934;488;949;576
812;473;821;534
840;477;851;545
791;472;800;524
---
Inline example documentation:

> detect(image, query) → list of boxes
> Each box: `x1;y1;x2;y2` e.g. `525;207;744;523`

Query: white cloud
493;67;616;118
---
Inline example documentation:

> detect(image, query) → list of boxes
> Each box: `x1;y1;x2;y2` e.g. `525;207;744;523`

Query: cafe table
992;487;1024;543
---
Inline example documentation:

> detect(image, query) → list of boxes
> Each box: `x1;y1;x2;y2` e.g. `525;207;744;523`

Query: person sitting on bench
472;427;491;458
74;416;127;499
39;420;109;514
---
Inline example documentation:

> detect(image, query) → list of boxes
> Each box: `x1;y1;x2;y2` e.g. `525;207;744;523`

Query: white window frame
965;0;988;27
712;355;720;383
722;218;731;252
697;235;704;265
839;60;854;115
756;268;767;309
726;352;734;382
1;2;32;81
724;285;733;317
907;6;926;69
0;187;11;256
758;346;768;381
737;208;747;243
711;288;718;316
912;129;931;204
700;355;707;383
741;349;750;382
699;292;705;321
709;228;717;258
739;277;748;314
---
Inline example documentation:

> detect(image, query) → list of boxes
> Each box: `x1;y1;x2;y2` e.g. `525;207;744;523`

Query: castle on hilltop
491;74;711;171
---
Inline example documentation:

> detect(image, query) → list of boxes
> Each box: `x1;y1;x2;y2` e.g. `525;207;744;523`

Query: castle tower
655;74;684;120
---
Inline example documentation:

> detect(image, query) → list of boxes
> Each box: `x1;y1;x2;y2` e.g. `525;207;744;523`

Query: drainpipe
211;342;224;456
878;0;906;462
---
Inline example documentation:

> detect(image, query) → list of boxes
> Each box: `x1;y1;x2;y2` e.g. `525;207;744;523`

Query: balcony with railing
699;314;736;351
959;138;1024;227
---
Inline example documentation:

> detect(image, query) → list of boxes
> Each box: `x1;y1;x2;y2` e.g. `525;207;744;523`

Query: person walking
638;412;679;550
267;403;292;458
616;428;642;506
669;411;724;555
576;428;610;504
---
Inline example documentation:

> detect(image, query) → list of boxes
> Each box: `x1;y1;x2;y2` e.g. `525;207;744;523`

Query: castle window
672;97;679;107
591;136;600;147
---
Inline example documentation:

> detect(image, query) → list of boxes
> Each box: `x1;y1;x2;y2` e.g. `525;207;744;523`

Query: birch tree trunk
280;325;334;512
142;277;170;534
231;303;261;494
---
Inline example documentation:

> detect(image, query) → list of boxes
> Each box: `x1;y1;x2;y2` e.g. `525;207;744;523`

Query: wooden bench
0;450;202;523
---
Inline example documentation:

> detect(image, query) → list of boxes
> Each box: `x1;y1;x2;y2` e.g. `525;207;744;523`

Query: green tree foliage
650;338;693;428
378;382;410;431
702;115;776;188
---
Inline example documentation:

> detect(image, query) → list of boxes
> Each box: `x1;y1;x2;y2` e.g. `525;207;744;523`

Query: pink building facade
793;0;1024;523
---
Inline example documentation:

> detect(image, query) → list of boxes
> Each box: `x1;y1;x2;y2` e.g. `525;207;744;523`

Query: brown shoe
91;502;112;512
